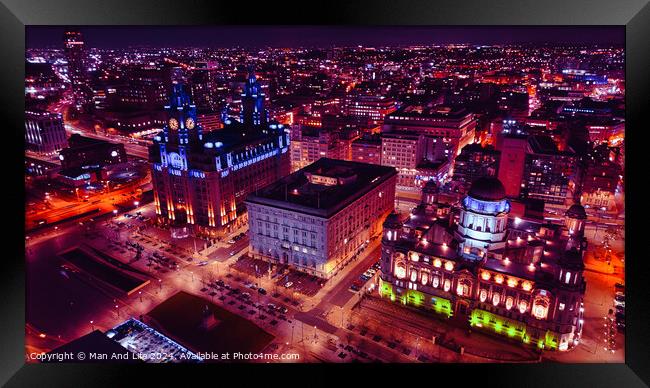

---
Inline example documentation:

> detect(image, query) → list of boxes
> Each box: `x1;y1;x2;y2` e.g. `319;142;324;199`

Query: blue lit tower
240;67;268;127
455;177;510;260
161;83;203;149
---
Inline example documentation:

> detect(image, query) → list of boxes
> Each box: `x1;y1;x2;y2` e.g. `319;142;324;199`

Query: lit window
505;296;514;310
443;279;451;292
444;261;454;271
432;276;440;288
394;262;406;279
565;271;571;284
495;274;504;284
519;300;528;314
507;278;517;288
492;293;500;306
433;258;442;268
559;303;565;311
421;272;428;286
410;270;417;282
522;281;532;291
411;252;419;262
479;289;487;302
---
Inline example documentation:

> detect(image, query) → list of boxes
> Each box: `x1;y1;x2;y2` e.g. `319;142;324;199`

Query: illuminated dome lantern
382;211;402;243
565;202;587;236
455;177;510;260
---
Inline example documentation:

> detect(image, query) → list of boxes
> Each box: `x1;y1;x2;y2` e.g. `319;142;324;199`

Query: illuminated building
343;95;396;126
452;143;500;194
379;177;587;352
351;134;382;165
240;68;268;127
63;29;92;112
25;110;67;154
579;160;621;211
246;158;397;279
149;83;290;237
289;126;346;171
496;130;528;198
382;105;476;155
521;135;578;205
116;63;171;111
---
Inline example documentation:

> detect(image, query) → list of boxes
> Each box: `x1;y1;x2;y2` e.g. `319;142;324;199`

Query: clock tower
160;83;203;171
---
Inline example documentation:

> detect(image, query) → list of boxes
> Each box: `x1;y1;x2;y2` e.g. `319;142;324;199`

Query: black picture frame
2;0;648;386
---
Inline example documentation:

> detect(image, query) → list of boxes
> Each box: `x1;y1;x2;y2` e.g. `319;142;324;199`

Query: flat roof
246;158;396;218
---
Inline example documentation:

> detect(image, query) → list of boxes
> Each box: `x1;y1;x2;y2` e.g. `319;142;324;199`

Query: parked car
614;294;625;307
258;288;267;295
284;281;294;288
614;283;625;291
197;261;209;267
277;305;288;314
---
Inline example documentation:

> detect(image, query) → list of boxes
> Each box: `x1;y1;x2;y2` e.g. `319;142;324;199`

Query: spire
240;64;268;127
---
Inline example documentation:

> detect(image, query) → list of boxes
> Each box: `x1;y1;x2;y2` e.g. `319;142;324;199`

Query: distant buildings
246;158;397;278
381;104;477;190
149;75;290;237
379;177;587;352
343;95;396;126
25;110;67;154
289;126;346;172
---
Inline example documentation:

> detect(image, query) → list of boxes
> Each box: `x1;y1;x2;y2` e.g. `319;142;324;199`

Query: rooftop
246;158;397;218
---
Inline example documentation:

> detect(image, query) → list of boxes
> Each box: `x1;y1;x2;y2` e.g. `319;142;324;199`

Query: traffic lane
324;243;382;308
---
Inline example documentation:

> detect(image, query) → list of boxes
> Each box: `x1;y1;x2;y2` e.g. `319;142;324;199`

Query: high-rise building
63;29;92;112
25;110;68;154
246;158;397;279
379;177;587;352
496;132;529;198
149;83;290;237
452;143;501;194
521;136;577;205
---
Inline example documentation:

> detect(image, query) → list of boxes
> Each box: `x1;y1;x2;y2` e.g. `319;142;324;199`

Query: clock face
168;118;179;130
185;117;195;130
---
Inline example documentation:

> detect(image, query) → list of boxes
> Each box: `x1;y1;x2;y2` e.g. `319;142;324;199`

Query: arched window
533;295;550;320
443;279;451;292
410;269;418;282
519;299;528;314
421;272;429;286
565;271;571;284
394;260;406;279
492;293;500;306
432;276;440;288
479;289;488;302
505;296;514;310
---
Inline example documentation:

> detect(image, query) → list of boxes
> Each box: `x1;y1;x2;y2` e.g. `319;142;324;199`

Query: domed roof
468;177;506;202
566;203;587;219
383;211;402;228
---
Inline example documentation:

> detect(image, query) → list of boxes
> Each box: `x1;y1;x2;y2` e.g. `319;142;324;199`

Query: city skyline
26;26;625;49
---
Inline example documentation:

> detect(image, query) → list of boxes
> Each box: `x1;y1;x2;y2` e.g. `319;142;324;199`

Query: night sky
26;26;624;49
